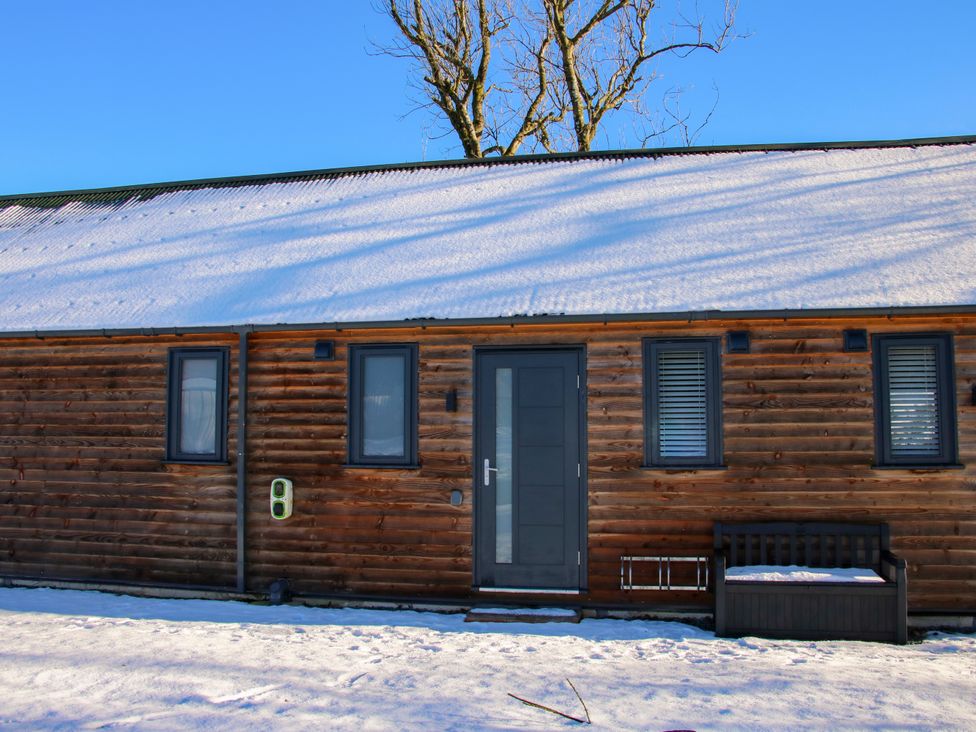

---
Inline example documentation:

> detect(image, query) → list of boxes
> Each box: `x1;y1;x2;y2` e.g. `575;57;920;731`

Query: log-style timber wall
0;333;239;588
245;316;975;611
1;314;974;611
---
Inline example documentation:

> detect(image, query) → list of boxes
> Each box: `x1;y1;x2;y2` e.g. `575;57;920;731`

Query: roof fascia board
2;134;975;205
3;304;976;340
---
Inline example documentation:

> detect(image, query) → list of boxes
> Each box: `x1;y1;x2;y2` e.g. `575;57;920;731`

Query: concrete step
464;606;582;624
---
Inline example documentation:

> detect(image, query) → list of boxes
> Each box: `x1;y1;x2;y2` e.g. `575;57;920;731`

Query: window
873;333;958;467
643;338;722;467
348;344;418;466
166;348;229;463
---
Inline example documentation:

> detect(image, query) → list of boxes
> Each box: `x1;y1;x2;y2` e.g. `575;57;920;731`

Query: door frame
471;345;588;592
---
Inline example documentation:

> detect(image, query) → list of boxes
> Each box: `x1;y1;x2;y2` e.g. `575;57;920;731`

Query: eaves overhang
3;303;976;340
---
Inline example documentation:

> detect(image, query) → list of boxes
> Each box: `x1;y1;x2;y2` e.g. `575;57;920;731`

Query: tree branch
373;0;740;156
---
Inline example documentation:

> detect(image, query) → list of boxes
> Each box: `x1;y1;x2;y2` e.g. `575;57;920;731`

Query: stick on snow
508;678;591;724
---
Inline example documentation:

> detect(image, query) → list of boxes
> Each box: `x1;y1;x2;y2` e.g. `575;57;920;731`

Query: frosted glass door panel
495;368;513;564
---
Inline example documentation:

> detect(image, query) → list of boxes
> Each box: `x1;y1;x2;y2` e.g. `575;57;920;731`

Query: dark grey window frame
347;344;419;468
165;347;230;464
873;333;960;468
643;337;723;468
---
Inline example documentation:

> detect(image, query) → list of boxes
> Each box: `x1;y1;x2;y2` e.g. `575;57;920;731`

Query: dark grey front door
475;349;583;590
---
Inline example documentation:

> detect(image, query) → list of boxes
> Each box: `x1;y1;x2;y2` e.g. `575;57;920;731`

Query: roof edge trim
2;134;975;204
4;304;976;339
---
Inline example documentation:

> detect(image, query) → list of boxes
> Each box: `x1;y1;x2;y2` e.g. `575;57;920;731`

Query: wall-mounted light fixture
450;489;463;506
446;387;458;412
314;340;335;360
726;331;750;354
843;329;868;352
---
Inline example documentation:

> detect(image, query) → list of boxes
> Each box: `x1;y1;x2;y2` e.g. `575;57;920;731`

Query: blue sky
1;1;973;195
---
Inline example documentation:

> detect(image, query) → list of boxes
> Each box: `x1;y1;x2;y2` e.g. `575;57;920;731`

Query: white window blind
657;348;709;459
886;344;941;457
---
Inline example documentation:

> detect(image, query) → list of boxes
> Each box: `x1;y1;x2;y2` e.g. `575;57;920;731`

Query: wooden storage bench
714;522;907;644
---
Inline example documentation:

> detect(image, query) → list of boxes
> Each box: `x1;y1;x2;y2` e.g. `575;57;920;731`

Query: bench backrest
714;522;889;570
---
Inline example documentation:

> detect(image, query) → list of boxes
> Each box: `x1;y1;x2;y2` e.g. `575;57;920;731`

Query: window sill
342;463;421;470
641;464;728;472
872;463;965;471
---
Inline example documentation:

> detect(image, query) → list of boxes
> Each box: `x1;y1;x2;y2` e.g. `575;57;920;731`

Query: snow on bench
725;565;886;583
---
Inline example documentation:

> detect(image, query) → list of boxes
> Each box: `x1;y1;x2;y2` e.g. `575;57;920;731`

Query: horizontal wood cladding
2;314;975;612
0;333;239;588
246;316;976;610
245;330;472;597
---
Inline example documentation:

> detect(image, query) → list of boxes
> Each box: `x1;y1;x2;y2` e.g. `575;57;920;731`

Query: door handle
483;458;498;486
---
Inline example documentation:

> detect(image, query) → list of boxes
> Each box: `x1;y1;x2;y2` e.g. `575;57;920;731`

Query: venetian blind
657;348;709;458
887;344;941;457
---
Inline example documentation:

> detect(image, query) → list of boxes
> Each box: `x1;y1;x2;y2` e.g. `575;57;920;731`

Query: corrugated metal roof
1;137;975;334
3;135;974;210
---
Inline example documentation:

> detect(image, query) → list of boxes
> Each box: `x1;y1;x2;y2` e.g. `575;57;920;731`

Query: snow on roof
1;141;975;332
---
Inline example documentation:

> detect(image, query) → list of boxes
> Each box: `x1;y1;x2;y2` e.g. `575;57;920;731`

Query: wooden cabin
1;136;974;620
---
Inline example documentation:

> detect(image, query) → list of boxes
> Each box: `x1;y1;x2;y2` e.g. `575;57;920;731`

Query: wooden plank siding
0;333;239;588
1;314;974;611
245;316;975;611
245;332;472;597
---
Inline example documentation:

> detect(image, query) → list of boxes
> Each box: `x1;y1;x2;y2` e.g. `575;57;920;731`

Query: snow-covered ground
0;588;973;731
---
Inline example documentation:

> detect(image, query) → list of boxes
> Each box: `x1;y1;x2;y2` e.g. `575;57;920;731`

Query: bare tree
379;0;506;157
545;0;735;151
636;83;721;148
374;0;739;157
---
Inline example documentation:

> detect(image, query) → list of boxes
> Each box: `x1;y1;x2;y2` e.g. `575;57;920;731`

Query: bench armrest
714;548;728;584
713;549;728;635
880;550;907;583
881;550;909;644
